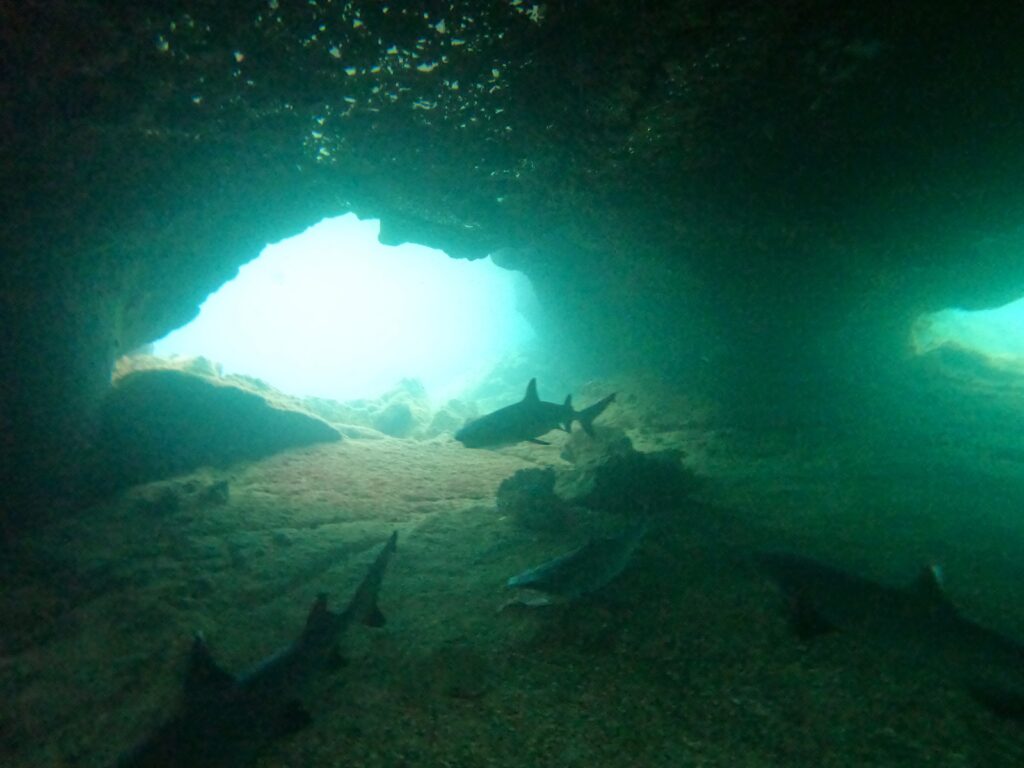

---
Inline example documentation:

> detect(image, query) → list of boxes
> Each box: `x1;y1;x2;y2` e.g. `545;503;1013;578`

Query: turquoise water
915;296;1024;362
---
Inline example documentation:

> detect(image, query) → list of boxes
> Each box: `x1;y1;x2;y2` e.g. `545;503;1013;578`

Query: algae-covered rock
496;467;573;532
88;369;340;497
425;398;478;439
369;379;432;438
126;474;230;516
561;443;700;518
560;424;634;465
372;401;416;438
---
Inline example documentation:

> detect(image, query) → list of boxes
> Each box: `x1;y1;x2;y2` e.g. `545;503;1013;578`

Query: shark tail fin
576;392;616;436
343;531;398;628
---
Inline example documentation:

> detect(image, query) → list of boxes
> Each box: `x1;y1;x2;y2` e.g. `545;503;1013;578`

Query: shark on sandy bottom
455;378;616;448
115;531;398;767
758;550;1024;721
502;521;648;608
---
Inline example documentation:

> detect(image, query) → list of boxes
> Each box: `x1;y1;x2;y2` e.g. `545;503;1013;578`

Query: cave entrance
150;214;535;402
912;295;1024;370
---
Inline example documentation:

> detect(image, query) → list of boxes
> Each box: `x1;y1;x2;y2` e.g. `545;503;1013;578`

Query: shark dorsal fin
911;564;950;607
184;632;236;702
561;394;573;431
303;593;333;640
524;378;539;402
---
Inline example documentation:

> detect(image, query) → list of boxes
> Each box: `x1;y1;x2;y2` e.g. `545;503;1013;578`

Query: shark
503;521;648;607
115;531;398;767
455;378;616;448
758;550;1024;720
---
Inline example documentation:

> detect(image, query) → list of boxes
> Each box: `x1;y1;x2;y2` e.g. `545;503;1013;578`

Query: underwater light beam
913;296;1024;364
152;214;535;402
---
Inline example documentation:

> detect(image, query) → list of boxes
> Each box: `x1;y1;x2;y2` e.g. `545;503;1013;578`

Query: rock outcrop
86;368;340;499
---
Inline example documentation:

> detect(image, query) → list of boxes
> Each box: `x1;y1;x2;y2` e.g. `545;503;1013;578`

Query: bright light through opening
913;295;1024;365
152;214;535;402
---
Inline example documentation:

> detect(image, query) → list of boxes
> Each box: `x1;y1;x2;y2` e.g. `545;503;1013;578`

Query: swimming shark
758;551;1024;720
503;521;648;607
455;378;616;448
115;531;398;767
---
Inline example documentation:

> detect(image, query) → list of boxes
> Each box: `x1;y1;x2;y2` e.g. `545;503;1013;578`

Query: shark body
504;522;648;607
455;378;615;448
758;551;1024;720
116;531;398;767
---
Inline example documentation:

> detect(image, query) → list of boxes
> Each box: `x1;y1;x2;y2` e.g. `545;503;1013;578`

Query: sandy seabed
3;381;1024;767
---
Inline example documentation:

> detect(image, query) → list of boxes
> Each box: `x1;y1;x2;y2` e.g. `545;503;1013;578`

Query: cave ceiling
5;0;1024;339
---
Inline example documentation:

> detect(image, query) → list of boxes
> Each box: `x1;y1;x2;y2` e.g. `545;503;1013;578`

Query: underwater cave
4;2;1024;766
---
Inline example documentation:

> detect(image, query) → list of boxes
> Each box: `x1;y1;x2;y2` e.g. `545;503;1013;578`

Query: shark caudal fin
344;531;398;627
576;392;616;436
305;532;396;640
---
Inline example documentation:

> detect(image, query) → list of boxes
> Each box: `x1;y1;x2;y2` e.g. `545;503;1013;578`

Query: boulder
87;368;340;498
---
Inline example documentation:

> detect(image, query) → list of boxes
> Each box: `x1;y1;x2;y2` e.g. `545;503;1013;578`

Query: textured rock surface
3;380;1024;767
3;2;1024;530
87;368;340;498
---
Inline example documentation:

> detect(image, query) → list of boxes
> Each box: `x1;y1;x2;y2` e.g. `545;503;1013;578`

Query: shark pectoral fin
184;632;236;701
276;699;314;736
787;595;836;640
528;438;551;445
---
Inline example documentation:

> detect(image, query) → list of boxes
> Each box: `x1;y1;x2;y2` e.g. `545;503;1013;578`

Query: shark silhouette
504;521;648;607
115;531;398;767
455;378;615;448
758;550;1024;720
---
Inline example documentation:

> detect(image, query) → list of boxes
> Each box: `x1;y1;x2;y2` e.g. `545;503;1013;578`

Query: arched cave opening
140;213;537;404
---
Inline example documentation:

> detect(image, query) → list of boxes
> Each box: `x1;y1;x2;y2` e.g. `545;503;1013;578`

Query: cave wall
3;1;1024;533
